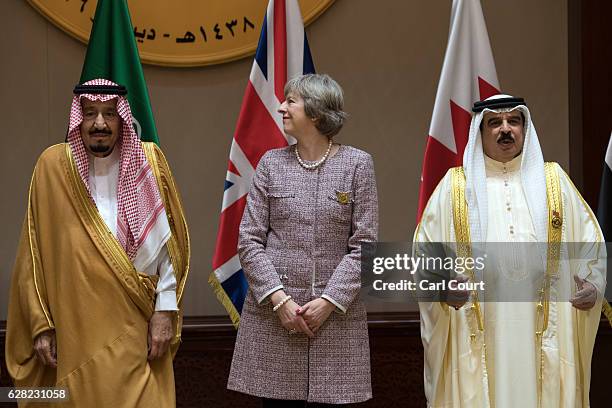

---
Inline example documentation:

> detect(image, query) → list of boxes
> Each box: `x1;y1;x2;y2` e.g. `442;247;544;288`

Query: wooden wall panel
1;314;610;407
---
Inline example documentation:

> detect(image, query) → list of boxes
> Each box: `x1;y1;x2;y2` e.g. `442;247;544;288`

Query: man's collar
484;153;522;174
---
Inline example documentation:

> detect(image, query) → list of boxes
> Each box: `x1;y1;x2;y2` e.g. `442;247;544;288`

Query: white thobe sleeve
146;245;179;311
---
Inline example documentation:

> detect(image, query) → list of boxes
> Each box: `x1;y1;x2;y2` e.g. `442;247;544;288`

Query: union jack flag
209;0;315;326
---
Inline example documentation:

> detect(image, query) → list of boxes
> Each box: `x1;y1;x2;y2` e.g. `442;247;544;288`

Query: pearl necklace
294;138;333;170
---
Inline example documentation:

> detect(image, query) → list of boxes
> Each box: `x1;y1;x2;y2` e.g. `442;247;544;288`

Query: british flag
209;0;315;326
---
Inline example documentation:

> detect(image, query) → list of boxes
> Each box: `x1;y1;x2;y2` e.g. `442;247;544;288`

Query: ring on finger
288;328;297;334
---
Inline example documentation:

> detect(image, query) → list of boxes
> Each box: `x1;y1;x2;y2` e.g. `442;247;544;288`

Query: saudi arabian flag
79;0;159;144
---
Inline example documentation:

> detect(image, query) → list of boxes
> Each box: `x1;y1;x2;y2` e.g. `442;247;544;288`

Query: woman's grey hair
284;73;347;137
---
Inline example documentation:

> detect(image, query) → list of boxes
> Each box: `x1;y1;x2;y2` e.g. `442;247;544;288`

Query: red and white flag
417;0;500;221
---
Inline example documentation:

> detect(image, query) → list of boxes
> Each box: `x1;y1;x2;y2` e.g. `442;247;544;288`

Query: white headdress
462;94;548;242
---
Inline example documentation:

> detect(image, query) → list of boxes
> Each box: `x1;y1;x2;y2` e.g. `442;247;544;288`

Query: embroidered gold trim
27;162;54;329
534;162;563;406
142;142;191;337
536;163;563;337
451;167;484;333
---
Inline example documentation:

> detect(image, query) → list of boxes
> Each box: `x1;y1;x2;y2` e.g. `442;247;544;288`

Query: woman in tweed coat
227;74;378;407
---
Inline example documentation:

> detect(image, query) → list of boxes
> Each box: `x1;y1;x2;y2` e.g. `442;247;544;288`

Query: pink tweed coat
227;145;378;404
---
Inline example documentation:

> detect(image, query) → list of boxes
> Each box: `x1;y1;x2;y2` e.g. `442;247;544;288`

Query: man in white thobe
415;95;606;407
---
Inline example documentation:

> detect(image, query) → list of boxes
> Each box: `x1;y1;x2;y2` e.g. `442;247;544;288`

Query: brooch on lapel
334;190;353;205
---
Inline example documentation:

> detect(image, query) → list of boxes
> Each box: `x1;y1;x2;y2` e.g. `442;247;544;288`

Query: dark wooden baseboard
1;314;610;407
172;313;425;408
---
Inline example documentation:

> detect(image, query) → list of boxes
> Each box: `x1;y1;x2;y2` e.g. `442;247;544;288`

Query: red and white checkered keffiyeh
67;78;170;270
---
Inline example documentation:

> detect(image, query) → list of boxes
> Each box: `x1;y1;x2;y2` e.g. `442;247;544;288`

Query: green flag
80;0;159;144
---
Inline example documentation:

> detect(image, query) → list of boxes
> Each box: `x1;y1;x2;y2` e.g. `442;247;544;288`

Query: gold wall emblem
27;0;335;67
